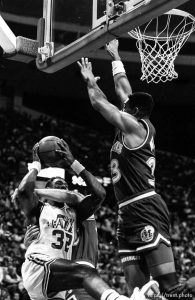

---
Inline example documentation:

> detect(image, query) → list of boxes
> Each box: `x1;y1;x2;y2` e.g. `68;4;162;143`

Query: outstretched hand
56;139;75;168
77;57;100;83
106;39;120;60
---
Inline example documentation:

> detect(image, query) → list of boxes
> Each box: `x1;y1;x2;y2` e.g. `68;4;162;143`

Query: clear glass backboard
36;0;191;73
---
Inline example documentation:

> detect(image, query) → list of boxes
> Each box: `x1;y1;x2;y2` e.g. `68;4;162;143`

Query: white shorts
22;253;66;300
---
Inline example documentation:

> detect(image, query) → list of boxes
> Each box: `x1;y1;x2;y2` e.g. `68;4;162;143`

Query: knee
154;274;193;300
77;265;98;279
154;272;178;293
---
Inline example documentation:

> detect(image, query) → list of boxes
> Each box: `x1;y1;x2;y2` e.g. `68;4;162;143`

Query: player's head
124;92;154;119
45;176;68;190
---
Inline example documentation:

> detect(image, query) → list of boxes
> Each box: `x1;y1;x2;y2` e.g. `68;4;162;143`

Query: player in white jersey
16;139;158;300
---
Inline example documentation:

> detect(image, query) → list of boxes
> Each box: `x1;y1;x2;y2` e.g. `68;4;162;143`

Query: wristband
112;60;126;76
101;289;120;300
28;161;41;173
70;160;85;175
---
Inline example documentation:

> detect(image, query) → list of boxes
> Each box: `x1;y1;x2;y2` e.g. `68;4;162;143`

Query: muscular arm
47;139;106;222
106;40;132;108
34;188;83;205
87;78;139;133
35;169;106;222
78;58;139;133
76;168;106;222
17;168;39;217
113;73;132;107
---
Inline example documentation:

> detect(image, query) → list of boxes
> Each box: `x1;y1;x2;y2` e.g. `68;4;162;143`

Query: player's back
25;202;77;260
110;118;156;205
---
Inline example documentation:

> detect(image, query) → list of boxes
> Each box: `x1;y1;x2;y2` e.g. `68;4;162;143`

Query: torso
110;119;156;205
25;202;77;260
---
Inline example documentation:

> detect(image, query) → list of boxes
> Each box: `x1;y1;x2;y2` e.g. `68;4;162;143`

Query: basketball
38;136;63;164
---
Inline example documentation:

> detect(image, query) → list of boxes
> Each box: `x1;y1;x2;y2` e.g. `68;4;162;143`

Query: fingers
27;230;40;240
32;142;39;152
26;225;40;238
56;140;68;153
95;76;100;82
77;61;82;68
32;142;40;162
11;188;18;203
25;225;40;247
55;149;65;154
60;139;68;148
77;57;91;68
26;225;39;232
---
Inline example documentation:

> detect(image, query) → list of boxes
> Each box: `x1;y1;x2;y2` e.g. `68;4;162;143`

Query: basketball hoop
128;9;195;84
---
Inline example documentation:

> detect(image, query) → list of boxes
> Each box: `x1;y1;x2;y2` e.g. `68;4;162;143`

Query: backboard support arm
36;0;191;73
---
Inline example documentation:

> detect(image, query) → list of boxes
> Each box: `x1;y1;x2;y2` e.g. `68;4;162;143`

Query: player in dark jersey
78;43;192;299
15;138;157;300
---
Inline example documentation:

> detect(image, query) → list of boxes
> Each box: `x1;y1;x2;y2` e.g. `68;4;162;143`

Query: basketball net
128;9;195;84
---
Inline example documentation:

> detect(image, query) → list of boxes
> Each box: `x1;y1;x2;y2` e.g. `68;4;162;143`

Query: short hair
45;176;68;189
125;92;154;118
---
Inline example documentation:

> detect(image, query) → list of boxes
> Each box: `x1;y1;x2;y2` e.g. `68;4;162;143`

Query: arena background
0;1;195;299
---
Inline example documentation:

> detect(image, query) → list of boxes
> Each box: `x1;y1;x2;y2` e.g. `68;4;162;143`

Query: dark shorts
66;289;96;300
117;194;171;256
120;243;174;269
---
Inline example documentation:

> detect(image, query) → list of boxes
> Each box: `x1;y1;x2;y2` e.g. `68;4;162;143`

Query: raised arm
106;39;132;108
56;139;106;222
17;144;41;218
34;188;84;205
78;58;140;134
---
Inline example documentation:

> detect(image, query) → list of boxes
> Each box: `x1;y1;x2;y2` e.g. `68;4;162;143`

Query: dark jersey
110;119;156;205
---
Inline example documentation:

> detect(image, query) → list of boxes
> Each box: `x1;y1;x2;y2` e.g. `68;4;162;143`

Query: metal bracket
38;42;54;61
105;0;151;24
121;0;151;14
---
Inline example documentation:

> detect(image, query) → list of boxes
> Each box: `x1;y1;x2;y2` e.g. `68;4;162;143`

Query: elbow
18;181;35;199
17;186;26;199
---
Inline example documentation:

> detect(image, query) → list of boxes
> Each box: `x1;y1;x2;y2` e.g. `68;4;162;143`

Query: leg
145;243;176;291
47;259;117;300
145;243;192;300
120;254;150;296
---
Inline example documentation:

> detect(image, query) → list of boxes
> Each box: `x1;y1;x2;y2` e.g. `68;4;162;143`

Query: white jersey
25;202;77;260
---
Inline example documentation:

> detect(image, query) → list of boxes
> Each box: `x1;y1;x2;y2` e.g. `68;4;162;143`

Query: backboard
36;0;191;73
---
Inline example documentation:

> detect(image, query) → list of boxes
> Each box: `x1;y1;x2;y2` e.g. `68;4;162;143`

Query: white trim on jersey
119;233;171;254
122;119;150;151
119;191;156;208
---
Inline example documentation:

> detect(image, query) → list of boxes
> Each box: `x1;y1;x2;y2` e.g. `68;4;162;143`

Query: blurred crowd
0;108;195;299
